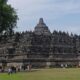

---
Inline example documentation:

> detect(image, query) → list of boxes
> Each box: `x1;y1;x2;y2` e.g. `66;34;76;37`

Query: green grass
0;68;80;80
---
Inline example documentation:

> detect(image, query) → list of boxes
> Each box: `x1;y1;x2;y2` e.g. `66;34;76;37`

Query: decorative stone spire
36;18;46;27
34;18;51;35
39;18;45;25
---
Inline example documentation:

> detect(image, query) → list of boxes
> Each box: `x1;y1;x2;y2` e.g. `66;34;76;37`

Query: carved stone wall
0;18;80;68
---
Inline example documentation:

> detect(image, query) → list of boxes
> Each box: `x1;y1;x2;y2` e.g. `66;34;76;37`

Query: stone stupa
34;18;51;35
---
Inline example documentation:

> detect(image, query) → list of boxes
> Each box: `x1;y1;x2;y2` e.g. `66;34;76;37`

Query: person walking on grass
8;67;12;75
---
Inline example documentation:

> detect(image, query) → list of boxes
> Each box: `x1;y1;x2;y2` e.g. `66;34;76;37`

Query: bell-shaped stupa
34;18;51;35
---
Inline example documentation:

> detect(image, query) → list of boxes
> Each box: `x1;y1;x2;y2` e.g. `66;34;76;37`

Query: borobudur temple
0;18;80;68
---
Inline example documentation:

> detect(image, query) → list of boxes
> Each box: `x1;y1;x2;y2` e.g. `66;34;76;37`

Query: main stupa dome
34;18;51;35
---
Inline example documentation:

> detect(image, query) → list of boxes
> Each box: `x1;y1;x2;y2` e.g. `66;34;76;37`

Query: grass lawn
0;68;80;80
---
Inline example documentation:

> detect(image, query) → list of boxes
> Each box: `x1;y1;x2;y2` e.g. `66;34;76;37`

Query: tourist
27;64;32;71
8;67;12;75
61;64;64;68
65;64;68;68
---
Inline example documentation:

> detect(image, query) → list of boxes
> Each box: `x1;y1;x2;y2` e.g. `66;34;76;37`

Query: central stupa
34;18;51;35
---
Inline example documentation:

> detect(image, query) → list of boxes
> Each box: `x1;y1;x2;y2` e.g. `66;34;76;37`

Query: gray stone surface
0;18;80;68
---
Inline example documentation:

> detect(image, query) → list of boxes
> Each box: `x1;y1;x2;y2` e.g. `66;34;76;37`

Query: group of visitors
0;64;32;74
61;64;67;68
8;66;16;75
8;64;32;74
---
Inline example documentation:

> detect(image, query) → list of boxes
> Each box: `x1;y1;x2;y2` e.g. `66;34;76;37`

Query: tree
0;0;18;35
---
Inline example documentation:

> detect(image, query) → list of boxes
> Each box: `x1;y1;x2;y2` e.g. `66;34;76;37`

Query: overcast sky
8;0;80;34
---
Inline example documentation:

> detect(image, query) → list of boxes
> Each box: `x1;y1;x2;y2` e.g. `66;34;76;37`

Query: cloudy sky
8;0;80;34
